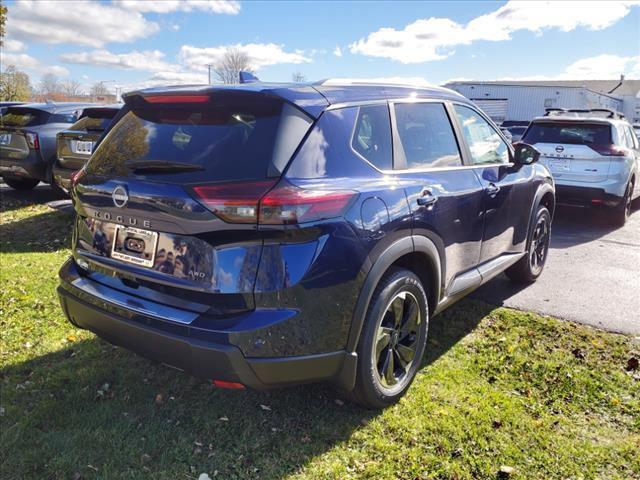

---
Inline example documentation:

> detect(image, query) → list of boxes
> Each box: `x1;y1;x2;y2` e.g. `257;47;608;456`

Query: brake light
192;180;276;223
259;183;357;225
25;131;39;150
192;181;357;225
145;95;210;104
70;168;86;188
591;144;627;156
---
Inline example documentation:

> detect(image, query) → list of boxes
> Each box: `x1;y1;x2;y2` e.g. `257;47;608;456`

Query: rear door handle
485;183;500;197
417;190;438;207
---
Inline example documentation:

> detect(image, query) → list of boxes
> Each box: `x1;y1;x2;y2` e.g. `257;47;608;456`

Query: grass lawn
1;187;639;480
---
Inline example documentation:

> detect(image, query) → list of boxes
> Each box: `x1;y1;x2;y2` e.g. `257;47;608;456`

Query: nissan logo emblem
112;186;129;208
555;145;565;153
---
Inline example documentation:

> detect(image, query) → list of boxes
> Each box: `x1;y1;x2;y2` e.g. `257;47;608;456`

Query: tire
612;180;633;227
3;177;39;190
506;205;551;283
349;268;429;409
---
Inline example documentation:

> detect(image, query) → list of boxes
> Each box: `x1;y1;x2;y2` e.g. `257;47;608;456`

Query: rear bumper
555;184;624;207
0;152;48;182
57;258;353;389
52;165;73;192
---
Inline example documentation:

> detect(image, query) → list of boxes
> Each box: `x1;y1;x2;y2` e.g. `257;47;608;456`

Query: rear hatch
57;107;120;171
522;120;613;183
73;91;313;315
0;107;48;161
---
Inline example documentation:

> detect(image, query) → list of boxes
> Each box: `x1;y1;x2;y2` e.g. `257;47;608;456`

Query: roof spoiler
544;108;625;119
239;71;259;84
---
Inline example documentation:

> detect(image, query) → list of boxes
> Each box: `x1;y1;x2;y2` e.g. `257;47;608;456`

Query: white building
446;77;640;125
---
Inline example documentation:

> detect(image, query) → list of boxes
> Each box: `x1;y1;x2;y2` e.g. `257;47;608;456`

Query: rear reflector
591;198;604;205
145;95;210;104
591;144;627;157
70;168;86;188
212;380;245;389
192;180;357;225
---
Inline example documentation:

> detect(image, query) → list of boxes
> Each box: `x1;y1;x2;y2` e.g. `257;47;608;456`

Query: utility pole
206;64;213;85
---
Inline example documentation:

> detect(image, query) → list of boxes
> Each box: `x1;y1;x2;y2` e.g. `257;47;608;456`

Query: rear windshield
523;122;611;145
71;111;117;132
86;95;310;183
1;108;49;127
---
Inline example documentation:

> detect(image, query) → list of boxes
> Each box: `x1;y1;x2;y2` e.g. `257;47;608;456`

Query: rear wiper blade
126;161;205;173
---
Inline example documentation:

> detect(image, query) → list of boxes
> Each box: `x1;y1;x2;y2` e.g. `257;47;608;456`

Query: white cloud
179;43;312;71
333;46;343;57
0;51;69;76
3;39;26;53
60;49;178;73
115;0;240;15
350;1;640;63
6;0;159;47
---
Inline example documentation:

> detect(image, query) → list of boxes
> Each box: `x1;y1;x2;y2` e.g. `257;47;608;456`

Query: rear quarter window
1;108;49;127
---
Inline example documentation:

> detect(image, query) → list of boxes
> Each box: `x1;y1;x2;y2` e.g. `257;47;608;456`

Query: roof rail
543;107;625;119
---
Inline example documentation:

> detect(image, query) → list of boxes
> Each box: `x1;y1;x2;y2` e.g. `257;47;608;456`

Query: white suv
521;109;640;225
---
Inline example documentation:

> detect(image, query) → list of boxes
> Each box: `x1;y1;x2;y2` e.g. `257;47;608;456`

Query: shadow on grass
0;299;492;479
0;184;67;214
0;209;73;253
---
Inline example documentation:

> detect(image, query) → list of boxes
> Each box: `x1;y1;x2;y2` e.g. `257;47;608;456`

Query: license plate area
111;226;158;268
548;158;571;172
72;140;93;155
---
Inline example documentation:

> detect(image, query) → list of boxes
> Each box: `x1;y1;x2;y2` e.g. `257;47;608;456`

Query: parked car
53;104;122;193
58;79;555;408
0;101;24;115
0;102;94;190
504;125;527;143
521;108;640;225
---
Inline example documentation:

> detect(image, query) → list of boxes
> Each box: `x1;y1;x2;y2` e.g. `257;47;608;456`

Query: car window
625;126;637;149
453;105;509;165
394;103;462;169
49;110;80;123
524;122;611;145
630;126;640;149
351;104;392;170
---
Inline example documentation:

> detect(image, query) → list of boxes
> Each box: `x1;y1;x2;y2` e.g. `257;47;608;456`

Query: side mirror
512;142;540;165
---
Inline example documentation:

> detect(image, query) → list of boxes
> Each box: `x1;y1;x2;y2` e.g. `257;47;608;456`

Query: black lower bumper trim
555;185;622;207
57;284;351;390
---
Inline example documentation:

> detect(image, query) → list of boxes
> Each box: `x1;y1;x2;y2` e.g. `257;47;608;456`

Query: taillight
259;182;356;225
591;144;627;156
25;132;39;150
70;168;86;188
192;180;276;223
192;180;357;225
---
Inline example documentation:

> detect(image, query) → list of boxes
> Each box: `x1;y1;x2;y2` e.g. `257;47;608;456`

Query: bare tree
213;47;253;84
90;82;110;97
0;65;32;101
291;71;306;83
39;73;60;96
60;79;83;98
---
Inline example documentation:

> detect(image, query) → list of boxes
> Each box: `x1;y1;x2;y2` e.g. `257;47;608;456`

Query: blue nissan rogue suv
58;80;555;408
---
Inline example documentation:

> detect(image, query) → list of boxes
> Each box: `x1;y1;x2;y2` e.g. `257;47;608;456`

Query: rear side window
394;103;462;169
453;105;509;165
523;122;611;145
351;104;392;170
87;95;310;183
1;108;48;127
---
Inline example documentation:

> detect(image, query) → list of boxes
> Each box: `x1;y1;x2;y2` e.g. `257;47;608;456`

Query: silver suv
522;109;639;225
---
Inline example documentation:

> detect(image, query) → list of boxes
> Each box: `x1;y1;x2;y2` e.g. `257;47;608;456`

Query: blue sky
2;0;639;94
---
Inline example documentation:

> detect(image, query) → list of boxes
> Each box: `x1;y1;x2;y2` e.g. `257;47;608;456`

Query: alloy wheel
529;215;550;275
372;291;422;392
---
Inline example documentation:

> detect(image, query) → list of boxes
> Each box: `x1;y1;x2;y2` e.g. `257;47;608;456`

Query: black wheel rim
372;291;421;392
624;185;632;219
529;215;550;275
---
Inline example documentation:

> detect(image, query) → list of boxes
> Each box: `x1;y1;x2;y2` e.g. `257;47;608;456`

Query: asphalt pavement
473;201;640;335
